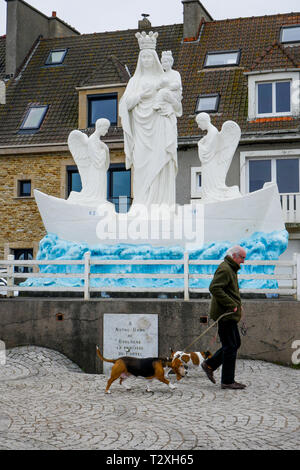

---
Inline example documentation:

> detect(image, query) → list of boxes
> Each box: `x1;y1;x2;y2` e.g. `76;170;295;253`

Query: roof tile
0;13;300;146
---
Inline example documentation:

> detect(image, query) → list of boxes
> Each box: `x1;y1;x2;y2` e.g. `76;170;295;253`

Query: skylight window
196;94;220;113
280;25;300;44
204;50;241;67
20;105;48;130
45;49;68;65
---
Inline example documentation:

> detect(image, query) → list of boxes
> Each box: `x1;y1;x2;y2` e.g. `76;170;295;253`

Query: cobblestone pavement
0;346;299;450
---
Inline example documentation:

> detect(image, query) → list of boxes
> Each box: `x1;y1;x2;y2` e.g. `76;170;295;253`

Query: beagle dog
166;350;212;377
96;346;186;394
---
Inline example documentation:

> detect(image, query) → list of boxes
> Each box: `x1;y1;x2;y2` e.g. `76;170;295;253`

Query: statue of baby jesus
153;51;182;117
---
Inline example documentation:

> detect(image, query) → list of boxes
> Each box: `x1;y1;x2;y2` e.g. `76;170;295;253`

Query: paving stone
0;346;299;450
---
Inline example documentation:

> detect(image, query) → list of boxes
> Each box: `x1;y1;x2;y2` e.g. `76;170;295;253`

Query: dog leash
183;311;236;352
240;322;248;337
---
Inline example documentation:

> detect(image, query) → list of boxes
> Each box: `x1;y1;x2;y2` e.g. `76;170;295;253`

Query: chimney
5;0;80;76
138;14;151;30
182;0;213;41
52;11;56;18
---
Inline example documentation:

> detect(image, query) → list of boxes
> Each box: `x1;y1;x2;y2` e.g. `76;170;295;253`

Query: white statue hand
140;89;153;100
163;91;174;104
140;83;154;99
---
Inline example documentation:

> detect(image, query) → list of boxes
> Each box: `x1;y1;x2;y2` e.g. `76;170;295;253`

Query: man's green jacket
209;255;242;323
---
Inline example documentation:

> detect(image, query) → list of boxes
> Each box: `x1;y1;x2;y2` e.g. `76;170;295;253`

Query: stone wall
0;149;126;259
0;153;62;259
0;298;299;373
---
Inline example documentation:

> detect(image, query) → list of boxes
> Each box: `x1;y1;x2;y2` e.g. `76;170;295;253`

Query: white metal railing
0;252;300;301
280;193;300;223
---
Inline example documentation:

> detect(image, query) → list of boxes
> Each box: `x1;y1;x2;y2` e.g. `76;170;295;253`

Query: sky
1;0;300;36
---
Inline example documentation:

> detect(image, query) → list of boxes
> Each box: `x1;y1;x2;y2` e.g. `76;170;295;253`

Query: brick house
0;0;300;264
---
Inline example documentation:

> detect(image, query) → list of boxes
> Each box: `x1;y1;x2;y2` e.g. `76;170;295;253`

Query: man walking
202;245;247;390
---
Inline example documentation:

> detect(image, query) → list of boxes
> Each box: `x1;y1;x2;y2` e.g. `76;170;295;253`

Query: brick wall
0;148;126;259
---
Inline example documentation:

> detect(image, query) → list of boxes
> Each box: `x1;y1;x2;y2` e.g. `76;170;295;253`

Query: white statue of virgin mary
119;31;180;207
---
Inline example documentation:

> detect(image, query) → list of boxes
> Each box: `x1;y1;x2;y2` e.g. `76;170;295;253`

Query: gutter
0;139;124;155
244;68;300;75
75;83;127;91
1;131;300;155
178;131;300;147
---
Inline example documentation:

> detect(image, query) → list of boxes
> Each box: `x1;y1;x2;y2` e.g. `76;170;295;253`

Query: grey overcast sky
1;0;300;36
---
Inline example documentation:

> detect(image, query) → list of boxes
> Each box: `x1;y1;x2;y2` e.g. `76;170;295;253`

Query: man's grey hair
226;245;244;257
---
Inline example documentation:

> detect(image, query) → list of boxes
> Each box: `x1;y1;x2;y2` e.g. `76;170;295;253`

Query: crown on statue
161;50;173;59
135;31;158;50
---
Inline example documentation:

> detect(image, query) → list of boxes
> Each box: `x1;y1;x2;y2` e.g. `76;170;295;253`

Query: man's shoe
221;382;246;390
201;362;216;384
234;382;246;389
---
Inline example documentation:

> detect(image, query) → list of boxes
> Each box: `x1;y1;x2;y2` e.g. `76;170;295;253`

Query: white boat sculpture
34;182;285;249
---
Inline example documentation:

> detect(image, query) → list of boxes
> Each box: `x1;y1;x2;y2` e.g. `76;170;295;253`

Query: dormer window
88;93;118;127
20;105;48;130
247;71;300;120
77;84;126;129
257;81;291;116
204;50;241;68
280;25;300;44
45;49;68;65
196;94;220;113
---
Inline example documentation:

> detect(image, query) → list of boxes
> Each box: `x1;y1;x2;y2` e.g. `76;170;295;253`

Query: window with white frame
240;150;300;195
257;81;291;116
247;72;300;120
191;167;202;198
